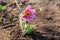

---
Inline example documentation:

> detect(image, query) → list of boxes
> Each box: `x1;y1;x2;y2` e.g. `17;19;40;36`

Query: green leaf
25;25;35;34
25;26;32;34
21;18;36;34
8;16;13;22
21;23;36;34
0;4;6;10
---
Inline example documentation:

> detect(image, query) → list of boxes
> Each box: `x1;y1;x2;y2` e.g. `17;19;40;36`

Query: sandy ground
0;0;60;40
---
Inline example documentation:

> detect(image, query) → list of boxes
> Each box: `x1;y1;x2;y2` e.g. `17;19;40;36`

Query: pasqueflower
22;5;36;22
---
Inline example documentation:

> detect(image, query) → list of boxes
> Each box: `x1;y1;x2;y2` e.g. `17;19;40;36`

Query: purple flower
22;5;36;22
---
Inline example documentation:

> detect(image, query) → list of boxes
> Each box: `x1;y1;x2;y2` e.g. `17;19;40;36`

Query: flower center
25;11;30;18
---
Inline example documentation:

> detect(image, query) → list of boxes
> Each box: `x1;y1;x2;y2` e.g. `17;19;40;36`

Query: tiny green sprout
8;16;13;22
0;4;6;10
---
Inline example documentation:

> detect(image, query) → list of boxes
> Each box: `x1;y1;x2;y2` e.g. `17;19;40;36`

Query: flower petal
26;16;33;22
31;9;36;13
22;5;36;22
26;17;31;22
25;5;31;11
30;12;35;18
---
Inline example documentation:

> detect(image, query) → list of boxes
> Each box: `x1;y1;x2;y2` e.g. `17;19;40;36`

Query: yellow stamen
25;11;30;17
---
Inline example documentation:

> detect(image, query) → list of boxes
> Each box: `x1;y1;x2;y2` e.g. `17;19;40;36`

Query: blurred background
0;0;60;40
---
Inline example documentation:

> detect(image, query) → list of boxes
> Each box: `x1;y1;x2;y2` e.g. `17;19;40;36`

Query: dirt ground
0;0;60;40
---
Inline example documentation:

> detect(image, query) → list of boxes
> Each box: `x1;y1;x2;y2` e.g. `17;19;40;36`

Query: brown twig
14;0;20;10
